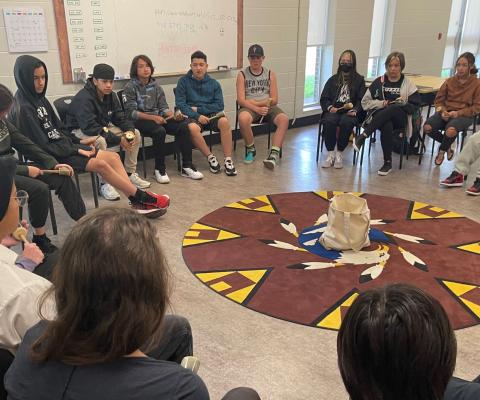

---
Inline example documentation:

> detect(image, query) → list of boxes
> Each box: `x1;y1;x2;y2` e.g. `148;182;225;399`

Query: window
367;0;389;79
442;0;480;77
303;0;329;108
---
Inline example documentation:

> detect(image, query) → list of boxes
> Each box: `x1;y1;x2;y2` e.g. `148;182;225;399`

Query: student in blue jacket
175;51;237;176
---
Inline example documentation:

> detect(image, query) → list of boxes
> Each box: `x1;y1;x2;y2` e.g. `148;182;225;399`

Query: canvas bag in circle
319;193;370;251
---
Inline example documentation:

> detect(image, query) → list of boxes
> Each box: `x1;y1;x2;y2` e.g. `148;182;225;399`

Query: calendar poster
3;8;48;52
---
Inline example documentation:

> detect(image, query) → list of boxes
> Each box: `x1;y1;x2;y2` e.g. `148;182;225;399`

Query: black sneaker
378;161;392;176
207;154;221;174
32;234;58;254
224;157;237;176
353;134;367;152
263;151;279;169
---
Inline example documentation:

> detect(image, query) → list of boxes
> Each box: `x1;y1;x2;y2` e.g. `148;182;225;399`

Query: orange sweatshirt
434;75;480;117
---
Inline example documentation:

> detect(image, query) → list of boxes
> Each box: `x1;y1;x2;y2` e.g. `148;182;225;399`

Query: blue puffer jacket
175;70;224;119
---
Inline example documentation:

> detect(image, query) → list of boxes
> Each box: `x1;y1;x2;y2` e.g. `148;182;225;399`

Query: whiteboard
57;0;241;82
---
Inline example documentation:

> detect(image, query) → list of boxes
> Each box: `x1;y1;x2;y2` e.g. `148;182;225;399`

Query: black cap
92;63;115;80
248;44;264;57
0;156;17;220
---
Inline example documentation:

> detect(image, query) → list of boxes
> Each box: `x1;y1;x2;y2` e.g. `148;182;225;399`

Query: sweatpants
134;119;193;171
455;131;480;178
322;113;357;152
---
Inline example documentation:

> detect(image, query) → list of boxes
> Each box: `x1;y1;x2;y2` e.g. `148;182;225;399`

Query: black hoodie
9;55;88;159
65;78;133;145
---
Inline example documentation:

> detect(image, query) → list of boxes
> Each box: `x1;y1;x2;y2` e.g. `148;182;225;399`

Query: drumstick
12;226;29;243
259;98;272;123
41;168;72;176
337;102;354;111
208;111;226;122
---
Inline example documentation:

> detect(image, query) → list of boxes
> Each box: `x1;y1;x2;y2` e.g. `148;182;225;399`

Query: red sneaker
466;178;480;196
142;191;170;209
130;203;167;219
440;171;464;187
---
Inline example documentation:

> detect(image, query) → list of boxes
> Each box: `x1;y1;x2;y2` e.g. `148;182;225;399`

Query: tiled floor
45;124;480;400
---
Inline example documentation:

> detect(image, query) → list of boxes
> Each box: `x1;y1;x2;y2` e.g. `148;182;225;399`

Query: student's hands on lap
448;111;459;118
22;242;44;265
441;111;450;121
347;110;357;117
55;164;74;176
191;106;198;112
27;166;43;178
80;136;98;146
78;145;96;158
198;115;210;125
329;107;338;113
152;115;166;125
256;106;269;116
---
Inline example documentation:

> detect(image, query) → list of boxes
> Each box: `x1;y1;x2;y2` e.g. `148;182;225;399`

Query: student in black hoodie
10;56;170;219
0;83;83;253
66;63;151;200
320;50;365;169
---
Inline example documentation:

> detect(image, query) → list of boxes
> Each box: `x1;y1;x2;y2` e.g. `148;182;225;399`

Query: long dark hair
31;207;171;365
337;283;456;400
335;50;358;92
129;54;155;79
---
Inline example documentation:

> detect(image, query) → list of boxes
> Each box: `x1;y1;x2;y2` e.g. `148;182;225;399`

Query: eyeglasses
13;190;28;207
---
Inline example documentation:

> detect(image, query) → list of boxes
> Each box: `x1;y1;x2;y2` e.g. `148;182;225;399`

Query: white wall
391;0;451;75
0;0;456;122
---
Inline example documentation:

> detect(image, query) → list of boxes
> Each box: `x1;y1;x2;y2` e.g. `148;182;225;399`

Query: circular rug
182;191;480;331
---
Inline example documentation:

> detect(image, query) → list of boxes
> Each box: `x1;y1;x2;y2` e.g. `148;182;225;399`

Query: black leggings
322;113;357;151
365;106;407;161
135;119;193;170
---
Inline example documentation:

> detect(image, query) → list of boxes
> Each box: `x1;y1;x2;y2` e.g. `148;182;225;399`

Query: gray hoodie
122;77;170;120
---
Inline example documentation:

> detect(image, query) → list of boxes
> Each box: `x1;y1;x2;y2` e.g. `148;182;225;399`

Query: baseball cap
248;44;264;57
92;63;115;80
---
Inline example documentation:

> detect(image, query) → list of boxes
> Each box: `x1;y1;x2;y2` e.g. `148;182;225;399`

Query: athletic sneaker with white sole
154;169;170;184
224;157;237;176
100;183;120;201
207;154;221;173
181;165;204;180
129;172;151;188
322;152;335;168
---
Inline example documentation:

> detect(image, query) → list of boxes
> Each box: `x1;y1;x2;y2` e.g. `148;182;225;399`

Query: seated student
440;130;480;195
320;49;365;169
123;54;203;183
5;207;259;400
0;83;85;250
423;52;480;165
0;156;54;400
9;56;169;218
236;44;289;169
66;63;151;200
337;283;480;400
175;50;237;176
354;51;420;175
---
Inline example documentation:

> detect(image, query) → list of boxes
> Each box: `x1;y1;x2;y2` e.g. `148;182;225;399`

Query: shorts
187;113;225;133
56;153;96;173
425;112;474;133
238;105;285;124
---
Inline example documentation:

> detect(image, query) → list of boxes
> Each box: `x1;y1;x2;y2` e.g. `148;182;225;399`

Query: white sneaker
129;172;151;188
322;152;335;168
334;152;343;169
100;183;120;201
154;169;170;184
181;165;204;180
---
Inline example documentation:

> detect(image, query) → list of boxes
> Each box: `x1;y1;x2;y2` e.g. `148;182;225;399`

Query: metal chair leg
141;136;147;178
48;190;58;235
91;173;99;208
316;122;322;163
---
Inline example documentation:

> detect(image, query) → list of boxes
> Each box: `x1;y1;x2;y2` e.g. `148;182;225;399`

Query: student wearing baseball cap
236;44;289;169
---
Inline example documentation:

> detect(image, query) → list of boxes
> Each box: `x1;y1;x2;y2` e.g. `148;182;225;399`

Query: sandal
435;151;445;166
447;147;455;161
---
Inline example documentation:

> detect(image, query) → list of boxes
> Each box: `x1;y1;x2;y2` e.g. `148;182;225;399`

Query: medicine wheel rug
181;191;480;331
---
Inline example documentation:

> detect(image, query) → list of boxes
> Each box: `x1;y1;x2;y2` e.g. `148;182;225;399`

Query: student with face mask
320;50;366;169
